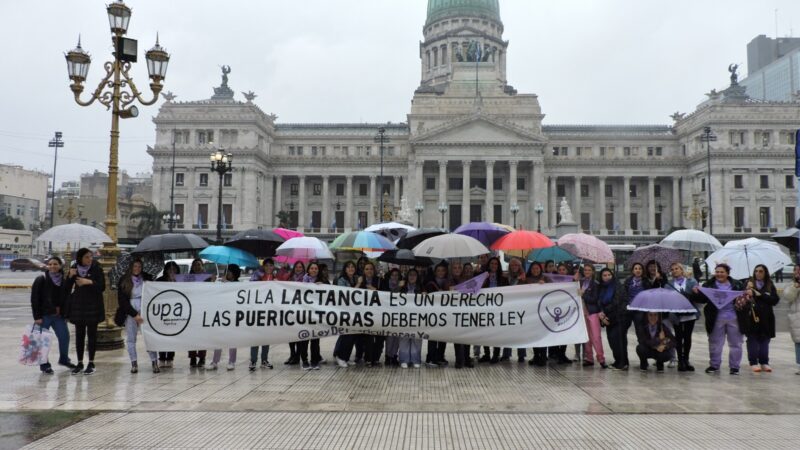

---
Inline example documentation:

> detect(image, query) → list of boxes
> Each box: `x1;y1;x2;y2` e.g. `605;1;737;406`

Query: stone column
648;176;657;234
322;175;330;233
775;170;785;228
716;169;727;232
264;173;274;228
298;175;306;231
485;160;495;222
369;175;377;226
438;160;447;210
533;162;548;232
598;176;607;234
509;161;518;225
415;160;424;207
623;176;631;233
672;177;681;230
394;176;400;212
274;175;282;223
345;175;353;230
186;167;195;228
549;176;557;228
573;176;582;229
462;160;471;225
748;169;758;229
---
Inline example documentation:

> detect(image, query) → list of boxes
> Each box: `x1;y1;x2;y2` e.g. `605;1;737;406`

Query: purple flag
454;272;489;294
698;287;743;310
544;274;575;283
175;273;211;282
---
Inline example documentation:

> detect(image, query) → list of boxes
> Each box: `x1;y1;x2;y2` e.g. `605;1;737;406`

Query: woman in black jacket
598;268;626;370
743;264;780;373
579;263;607;368
116;258;158;374
30;256;75;374
65;248;105;376
156;261;179;367
478;257;508;364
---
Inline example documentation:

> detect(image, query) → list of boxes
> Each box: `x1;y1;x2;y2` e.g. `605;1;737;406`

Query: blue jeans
39;315;71;370
795;343;800;365
250;345;269;363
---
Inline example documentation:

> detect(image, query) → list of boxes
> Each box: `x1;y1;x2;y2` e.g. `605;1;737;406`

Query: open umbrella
364;222;416;240
272;228;304;241
109;252;165;285
629;244;682;271
275;237;334;261
527;246;576;264
557;233;614;263
224;229;285;257
396;228;448;250
330;231;397;253
454;222;510;246
660;229;722;253
772;228;799;251
706;238;792;280
627;288;696;313
377;249;433;266
132;233;208;254
490;230;554;258
36;223;111;246
413;234;489;259
200;246;259;268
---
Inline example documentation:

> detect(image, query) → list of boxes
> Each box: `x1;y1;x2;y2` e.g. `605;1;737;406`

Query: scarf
673;276;686;292
756;280;764;290
716;280;731;290
132;275;143;288
406;283;416;294
302;274;317;284
77;263;90;278
599;280;615;306
628;276;644;301
292;272;305;282
49;272;63;287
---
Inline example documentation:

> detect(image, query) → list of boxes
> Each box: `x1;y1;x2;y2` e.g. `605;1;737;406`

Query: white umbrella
36;223;111;246
706;238;792;280
412;234;489;259
660;229;722;253
364;222;416;240
275;237;334;261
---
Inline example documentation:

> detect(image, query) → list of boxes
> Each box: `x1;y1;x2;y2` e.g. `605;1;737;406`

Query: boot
130;361;138;374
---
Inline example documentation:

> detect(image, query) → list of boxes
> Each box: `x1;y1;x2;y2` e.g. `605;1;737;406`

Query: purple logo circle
537;289;580;333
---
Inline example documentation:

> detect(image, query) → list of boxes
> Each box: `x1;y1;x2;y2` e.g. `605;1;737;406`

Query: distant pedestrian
30;256;75;374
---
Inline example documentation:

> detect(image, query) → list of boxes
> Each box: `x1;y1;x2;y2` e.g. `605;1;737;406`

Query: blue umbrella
527;246;576;264
199;246;259;268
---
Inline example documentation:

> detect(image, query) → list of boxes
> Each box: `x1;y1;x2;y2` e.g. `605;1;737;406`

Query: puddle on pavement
0;411;95;448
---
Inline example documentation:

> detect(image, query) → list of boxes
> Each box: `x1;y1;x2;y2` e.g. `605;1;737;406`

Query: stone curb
0;285;29;289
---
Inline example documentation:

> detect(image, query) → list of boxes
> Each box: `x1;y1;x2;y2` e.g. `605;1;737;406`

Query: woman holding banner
298;262;326;370
478;257;507;364
187;258;213;368
282;261;306;366
398;269;424;369
362;262;384;367
380;268;403;366
425;262;451;367
249;259;275;371
527;262;552;367
334;261;362;368
692;263;746;375
209;265;242;371
156;261;179;368
503;257;527;363
116;258;158;374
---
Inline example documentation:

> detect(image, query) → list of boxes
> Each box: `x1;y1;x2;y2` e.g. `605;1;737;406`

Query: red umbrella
490;230;554;258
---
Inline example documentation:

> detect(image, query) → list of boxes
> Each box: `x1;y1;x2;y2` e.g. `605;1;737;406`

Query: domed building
148;0;797;243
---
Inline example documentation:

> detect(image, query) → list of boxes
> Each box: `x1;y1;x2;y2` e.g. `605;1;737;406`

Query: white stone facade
148;5;799;243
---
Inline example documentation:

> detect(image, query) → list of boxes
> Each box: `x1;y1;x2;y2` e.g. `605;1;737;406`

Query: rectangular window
222;204;233;228
174;204;185;226
599;147;606;157
223;173;232;187
313;183;322;196
494;205;503;223
311;146;318;156
290;183;299;196
624;147;631;156
425;177;436;190
382;184;390;195
655;147;662;156
701;178;706;192
556;184;565;198
734;175;743;189
358;184;368;196
630;213;638;230
449;178;463;190
472;178;486;190
517;178;526;191
580;184;589;197
789;132;797;145
759;207;771;228
197;130;214;145
336;183;345;196
786;175;795;189
605;184;613;197
759;175;769;189
175;173;184;187
493;178;503;191
296;146;303;156
734;207;745;228
655;213;662;231
387;146;395;156
342;146;349;156
654;185;661;198
786;207;797;228
605;212;614;230
575;147;583;157
356;146;363;156
629;184;637;198
552;146;560;156
357;211;368;229
288;146;295;155
199;173;208;187
647;147;654;156
311;211;321;229
197;204;208;228
580;213;590;231
320;146;326;156
559;147;568;156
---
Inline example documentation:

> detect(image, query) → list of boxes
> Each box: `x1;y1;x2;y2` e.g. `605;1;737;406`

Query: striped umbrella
330;231;397;253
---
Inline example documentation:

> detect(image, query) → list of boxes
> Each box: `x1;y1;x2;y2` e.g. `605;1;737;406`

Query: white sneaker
336;357;348;368
227;362;235;371
318;358;327;365
207;362;218;370
667;360;677;368
413;364;421;368
401;363;408;369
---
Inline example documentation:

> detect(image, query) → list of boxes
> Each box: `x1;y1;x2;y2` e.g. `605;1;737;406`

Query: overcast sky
2;0;799;188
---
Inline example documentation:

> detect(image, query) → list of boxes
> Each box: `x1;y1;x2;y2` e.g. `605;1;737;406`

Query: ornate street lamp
510;203;520;229
210;148;234;244
162;212;181;231
438;203;448;229
534;202;544;232
415;202;424;228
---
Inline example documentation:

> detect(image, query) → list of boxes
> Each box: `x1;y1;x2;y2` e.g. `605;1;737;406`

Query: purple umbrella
627;288;696;313
628;244;682;272
454;222;510;246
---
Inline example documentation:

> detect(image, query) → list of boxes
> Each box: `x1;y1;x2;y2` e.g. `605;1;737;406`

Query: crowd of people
29;248;800;377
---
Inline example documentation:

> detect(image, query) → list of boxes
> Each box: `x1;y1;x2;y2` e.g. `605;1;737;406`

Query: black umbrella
110;252;165;286
225;229;285;257
132;233;209;254
396;228;448;250
377;249;433;266
772;228;799;250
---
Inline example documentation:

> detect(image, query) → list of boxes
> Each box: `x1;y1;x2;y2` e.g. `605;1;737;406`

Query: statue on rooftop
728;64;739;86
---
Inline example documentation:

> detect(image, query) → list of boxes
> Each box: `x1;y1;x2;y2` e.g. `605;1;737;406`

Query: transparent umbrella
36;223;111;246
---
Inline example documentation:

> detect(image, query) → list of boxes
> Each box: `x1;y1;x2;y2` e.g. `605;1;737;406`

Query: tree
276;210;290;228
0;215;25;230
129;203;168;237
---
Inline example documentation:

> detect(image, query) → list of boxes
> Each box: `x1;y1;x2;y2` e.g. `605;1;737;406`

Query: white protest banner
141;281;588;351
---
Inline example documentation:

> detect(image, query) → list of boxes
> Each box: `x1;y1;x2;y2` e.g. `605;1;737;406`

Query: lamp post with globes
415;202;424;228
438;203;448;229
510;203;520;229
534;202;544;232
63;0;169;346
210;148;234;244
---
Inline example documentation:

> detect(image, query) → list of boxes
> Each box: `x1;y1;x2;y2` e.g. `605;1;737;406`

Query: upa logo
537;289;580;333
146;289;191;336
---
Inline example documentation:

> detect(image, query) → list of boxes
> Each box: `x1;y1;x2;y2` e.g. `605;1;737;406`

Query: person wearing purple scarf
742;264;780;373
30;257;75;374
283;261;306;366
692;263;746;375
65;248;105;376
381;268;404;367
297;262;326;370
478;257;507;364
116;259;157;374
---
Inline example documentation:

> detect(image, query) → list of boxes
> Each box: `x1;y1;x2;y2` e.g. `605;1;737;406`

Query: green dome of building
426;0;501;26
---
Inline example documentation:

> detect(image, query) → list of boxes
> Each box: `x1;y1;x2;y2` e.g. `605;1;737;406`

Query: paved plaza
2;287;800;448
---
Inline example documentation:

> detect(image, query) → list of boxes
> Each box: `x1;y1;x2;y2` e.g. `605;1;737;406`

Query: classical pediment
412;115;545;145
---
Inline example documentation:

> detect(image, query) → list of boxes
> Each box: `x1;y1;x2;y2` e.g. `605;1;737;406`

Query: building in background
148;0;799;244
741;34;800;101
0;164;48;232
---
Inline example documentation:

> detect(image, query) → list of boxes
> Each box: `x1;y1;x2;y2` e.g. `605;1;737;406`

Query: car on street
9;258;46;272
